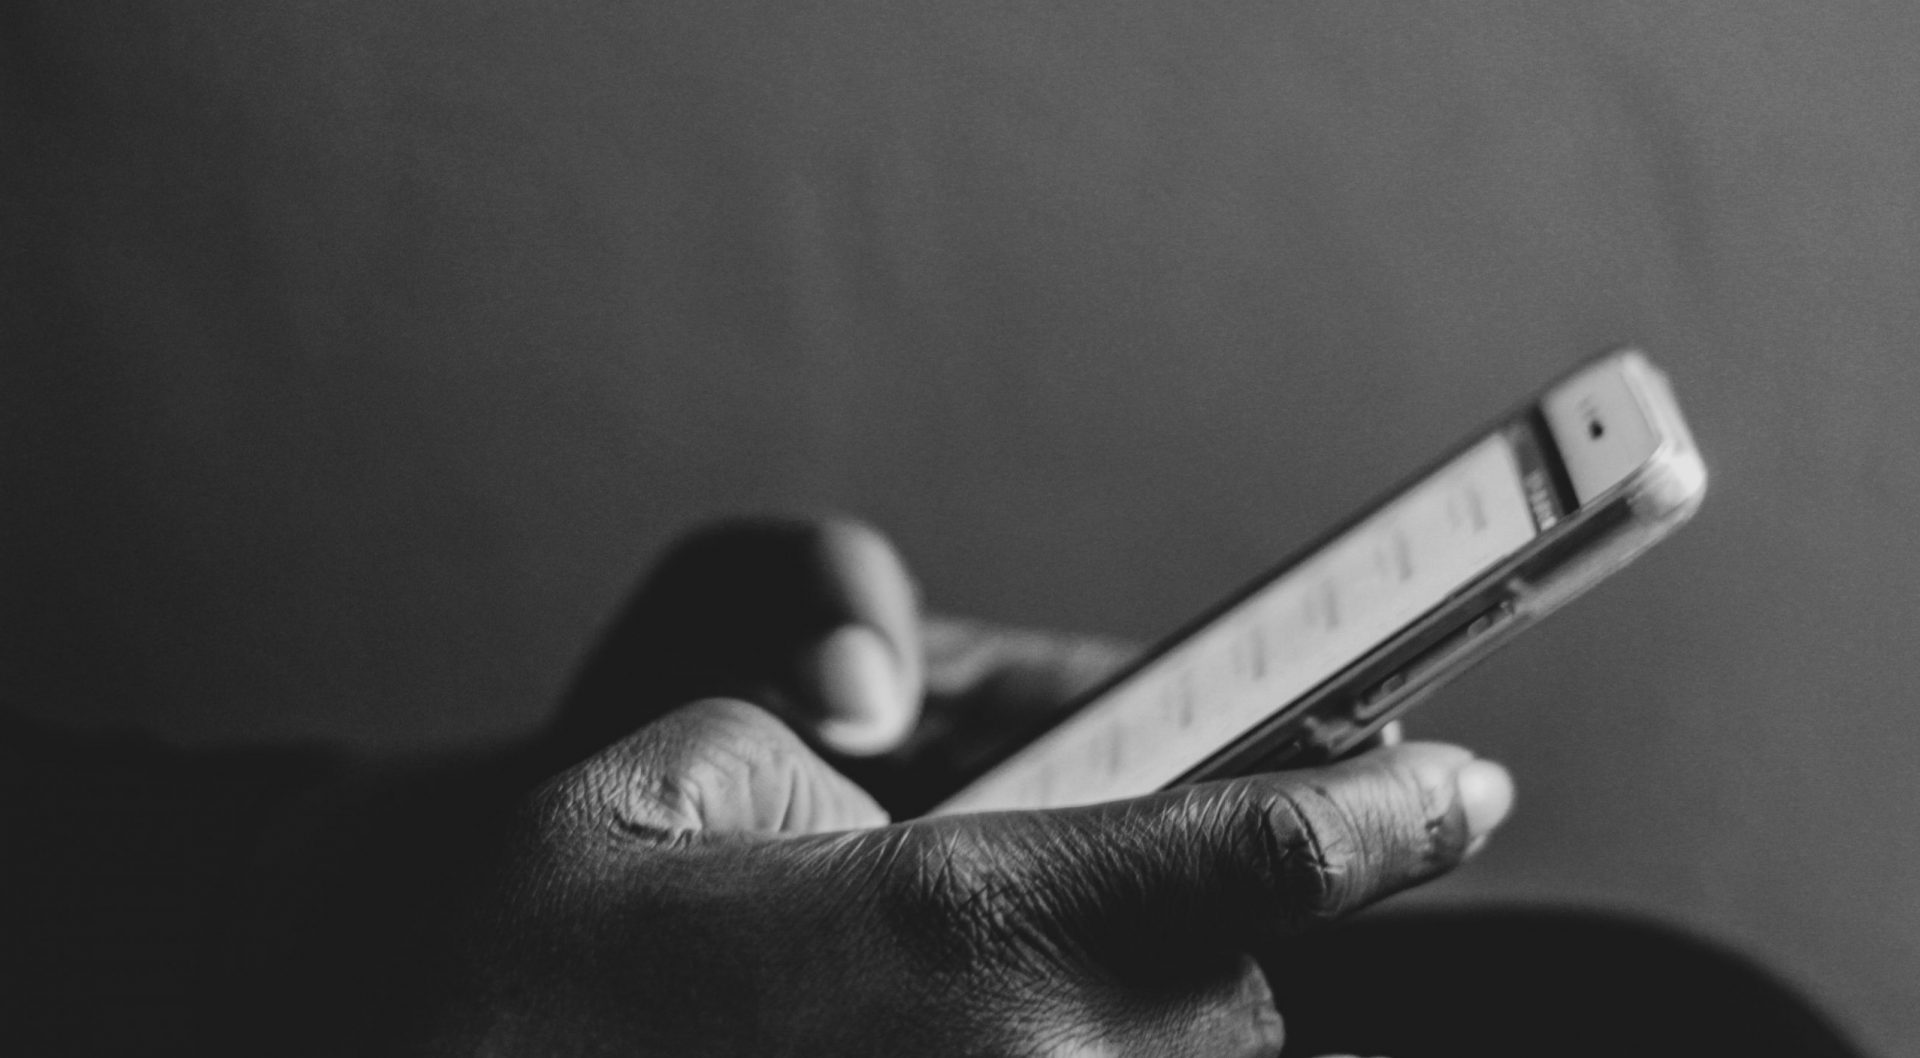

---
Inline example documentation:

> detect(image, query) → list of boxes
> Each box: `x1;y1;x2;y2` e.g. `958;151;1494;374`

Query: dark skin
11;518;1514;1056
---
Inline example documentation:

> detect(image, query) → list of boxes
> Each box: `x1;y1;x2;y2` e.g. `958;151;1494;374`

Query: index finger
867;618;1398;812
936;742;1514;949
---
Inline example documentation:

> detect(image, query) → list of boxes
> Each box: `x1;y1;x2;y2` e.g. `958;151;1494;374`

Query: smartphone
928;349;1706;816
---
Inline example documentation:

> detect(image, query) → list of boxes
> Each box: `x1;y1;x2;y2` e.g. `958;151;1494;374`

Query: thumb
964;742;1513;947
787;520;924;756
552;518;924;765
554;699;889;840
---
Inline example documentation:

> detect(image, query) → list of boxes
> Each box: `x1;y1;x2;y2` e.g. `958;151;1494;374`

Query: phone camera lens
1587;419;1606;440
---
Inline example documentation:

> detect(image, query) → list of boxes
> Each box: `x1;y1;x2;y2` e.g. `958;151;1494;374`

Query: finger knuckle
536;700;800;847
1391;759;1466;870
633;701;799;832
1243;786;1363;928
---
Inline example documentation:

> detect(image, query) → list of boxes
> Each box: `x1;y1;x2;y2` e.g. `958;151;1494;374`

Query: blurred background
5;2;1918;1051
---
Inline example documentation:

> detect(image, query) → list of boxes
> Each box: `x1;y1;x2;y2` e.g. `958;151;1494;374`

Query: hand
552;517;1401;812
426;518;1513;1056
448;700;1502;1056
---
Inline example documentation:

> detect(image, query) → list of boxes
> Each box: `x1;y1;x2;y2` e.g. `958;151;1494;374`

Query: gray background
6;3;1917;1051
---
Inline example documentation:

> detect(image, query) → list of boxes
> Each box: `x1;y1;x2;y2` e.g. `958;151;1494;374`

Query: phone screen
933;423;1566;815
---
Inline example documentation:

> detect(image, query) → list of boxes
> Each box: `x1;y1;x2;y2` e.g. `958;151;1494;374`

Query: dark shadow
1262;905;1868;1058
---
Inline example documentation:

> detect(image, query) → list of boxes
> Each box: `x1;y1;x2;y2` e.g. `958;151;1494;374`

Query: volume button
1351;602;1515;721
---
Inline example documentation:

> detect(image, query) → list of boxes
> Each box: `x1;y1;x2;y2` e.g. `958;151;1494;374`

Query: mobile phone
928;349;1705;816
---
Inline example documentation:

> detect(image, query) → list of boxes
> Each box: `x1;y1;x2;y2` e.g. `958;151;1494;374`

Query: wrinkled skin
247;519;1509;1057
458;704;1484;1057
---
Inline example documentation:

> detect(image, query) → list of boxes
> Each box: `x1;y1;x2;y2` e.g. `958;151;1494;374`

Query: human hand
431;519;1512;1056
444;699;1503;1056
551;517;1400;813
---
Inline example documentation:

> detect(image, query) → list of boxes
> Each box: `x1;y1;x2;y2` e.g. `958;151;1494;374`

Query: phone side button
1351;602;1516;722
1351;679;1402;723
1250;731;1331;772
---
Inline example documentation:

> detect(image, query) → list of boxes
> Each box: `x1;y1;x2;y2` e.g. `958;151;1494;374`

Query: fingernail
813;625;908;756
1454;759;1515;845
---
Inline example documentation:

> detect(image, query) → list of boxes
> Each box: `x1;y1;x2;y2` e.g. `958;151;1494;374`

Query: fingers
922;614;1137;716
550;517;924;764
830;617;1140;817
546;698;888;841
794;522;924;754
965;742;1513;947
819;744;1503;1055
